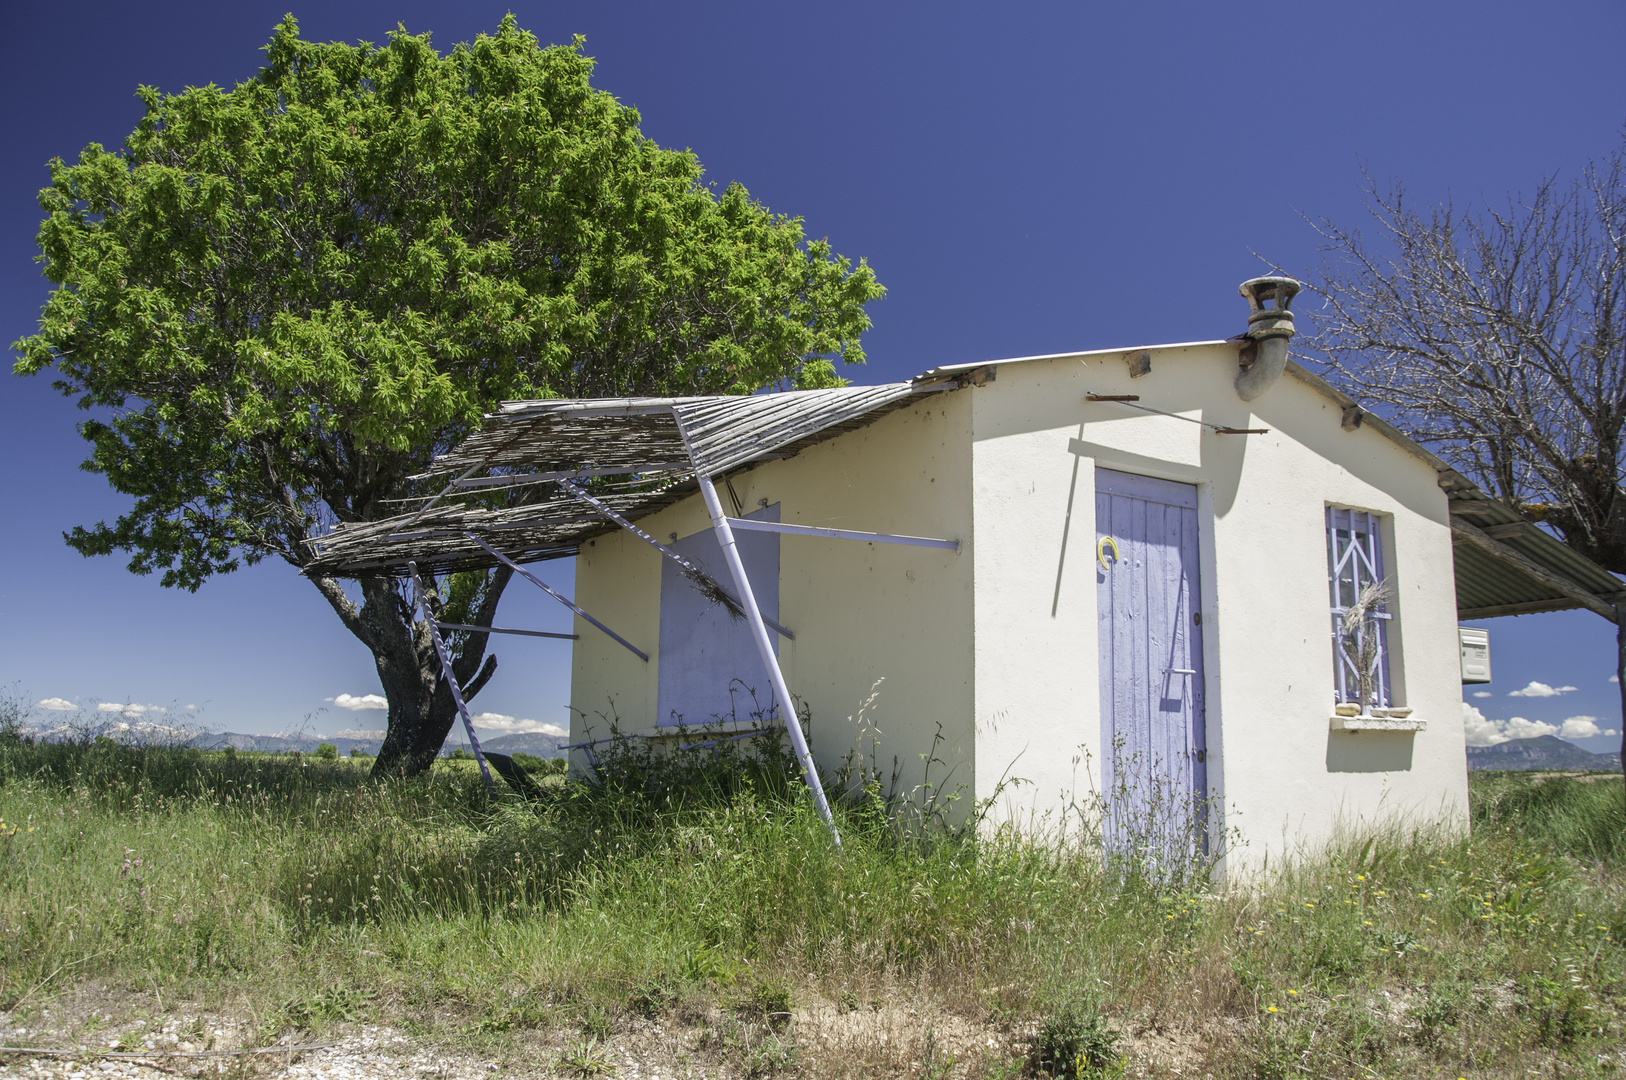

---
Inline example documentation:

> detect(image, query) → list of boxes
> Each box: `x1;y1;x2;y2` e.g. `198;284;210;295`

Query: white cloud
328;693;388;711
1612;674;1620;684
1463;702;1573;746
1503;716;1561;740
35;697;76;711
96;702;167;715
468;712;567;737
1472;691;1493;698
1509;681;1578;698
1463;703;1509;747
329;728;385;740
1559;715;1619;740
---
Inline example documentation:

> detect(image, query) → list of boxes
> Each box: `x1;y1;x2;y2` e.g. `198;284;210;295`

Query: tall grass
2;715;1624;1077
1472;770;1626;864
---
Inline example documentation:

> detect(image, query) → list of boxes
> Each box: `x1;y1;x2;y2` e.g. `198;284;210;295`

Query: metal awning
1441;472;1626;622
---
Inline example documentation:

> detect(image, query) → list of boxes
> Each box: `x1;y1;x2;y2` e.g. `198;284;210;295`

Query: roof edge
914;340;1232;380
910;340;1453;480
1281;360;1452;474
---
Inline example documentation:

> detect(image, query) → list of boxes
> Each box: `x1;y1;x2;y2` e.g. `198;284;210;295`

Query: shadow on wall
1326;732;1416;773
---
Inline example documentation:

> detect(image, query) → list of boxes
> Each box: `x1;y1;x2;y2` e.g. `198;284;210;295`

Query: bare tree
1298;138;1626;575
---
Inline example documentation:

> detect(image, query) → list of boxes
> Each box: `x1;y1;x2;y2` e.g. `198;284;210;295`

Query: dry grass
2;713;1625;1077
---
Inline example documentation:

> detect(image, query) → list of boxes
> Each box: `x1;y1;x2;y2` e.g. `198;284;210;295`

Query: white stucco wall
965;344;1469;863
569;394;977;808
566;342;1470;861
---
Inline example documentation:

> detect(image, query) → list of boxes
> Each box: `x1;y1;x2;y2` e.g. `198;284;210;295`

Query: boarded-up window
656;505;780;726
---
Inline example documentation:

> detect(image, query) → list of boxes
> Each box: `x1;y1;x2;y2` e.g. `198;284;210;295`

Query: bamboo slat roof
305;381;938;577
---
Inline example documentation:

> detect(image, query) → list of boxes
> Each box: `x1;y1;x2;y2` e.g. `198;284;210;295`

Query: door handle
1166;669;1197;676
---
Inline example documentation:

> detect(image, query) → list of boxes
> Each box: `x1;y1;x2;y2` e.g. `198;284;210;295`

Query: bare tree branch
1290;140;1626;573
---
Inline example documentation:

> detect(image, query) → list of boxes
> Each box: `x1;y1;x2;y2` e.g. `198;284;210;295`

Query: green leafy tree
13;16;883;777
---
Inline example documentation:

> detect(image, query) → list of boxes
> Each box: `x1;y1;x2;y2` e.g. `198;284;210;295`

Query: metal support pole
465;533;649;662
1616;604;1625;803
558;480;795;640
724;516;959;550
694;472;840;845
433;621;578;641
408;561;497;797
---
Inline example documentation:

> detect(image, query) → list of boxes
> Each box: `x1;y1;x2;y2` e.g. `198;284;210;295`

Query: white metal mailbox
1459;627;1491;684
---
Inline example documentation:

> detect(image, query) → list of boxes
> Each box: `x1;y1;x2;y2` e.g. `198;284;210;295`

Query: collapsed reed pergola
305;379;968;842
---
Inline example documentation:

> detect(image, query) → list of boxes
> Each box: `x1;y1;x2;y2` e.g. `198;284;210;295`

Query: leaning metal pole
1617;604;1625;805
408;560;497;798
692;471;840;845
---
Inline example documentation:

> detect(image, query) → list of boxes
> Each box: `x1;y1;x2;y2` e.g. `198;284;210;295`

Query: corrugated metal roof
310;342;1625;628
1445;489;1626;620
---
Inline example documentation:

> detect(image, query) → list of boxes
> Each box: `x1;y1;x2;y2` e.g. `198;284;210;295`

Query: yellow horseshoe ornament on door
1097;536;1121;571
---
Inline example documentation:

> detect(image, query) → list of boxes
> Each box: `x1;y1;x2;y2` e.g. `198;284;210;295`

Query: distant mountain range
1467;734;1621;772
38;722;1615;773
191;729;569;758
19;722;568;759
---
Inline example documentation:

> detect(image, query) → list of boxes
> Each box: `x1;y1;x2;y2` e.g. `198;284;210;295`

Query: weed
923;1025;957;1079
281;986;374;1028
626;980;677;1019
681;942;738;986
1414;984;1463;1046
579;1003;615;1041
746;1031;796;1076
736;979;794;1031
557;1035;615;1077
1248;1021;1313;1080
1521;974;1593;1046
1032;998;1119;1078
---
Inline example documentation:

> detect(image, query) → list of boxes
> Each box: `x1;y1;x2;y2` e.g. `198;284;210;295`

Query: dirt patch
2;982;1045;1080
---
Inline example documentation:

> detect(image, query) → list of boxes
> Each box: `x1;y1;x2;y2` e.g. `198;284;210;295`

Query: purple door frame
1095;468;1208;856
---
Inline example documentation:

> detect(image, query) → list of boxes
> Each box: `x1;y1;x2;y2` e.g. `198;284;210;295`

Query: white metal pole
408;561;497;797
694;473;840;845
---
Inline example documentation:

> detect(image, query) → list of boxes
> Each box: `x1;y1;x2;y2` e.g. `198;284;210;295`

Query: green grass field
2;726;1624;1078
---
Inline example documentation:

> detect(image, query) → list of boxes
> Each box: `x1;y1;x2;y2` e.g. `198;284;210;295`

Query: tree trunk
307;568;511;779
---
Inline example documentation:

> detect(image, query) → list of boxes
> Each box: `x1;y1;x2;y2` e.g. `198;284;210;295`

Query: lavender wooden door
1095;468;1207;861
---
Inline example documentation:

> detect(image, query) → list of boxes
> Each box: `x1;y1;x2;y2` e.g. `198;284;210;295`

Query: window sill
1328;715;1428;732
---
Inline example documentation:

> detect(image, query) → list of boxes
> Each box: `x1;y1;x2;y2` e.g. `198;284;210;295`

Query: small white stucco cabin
561;281;1470;860
319;276;1622;864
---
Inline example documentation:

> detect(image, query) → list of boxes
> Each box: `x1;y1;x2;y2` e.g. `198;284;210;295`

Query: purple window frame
1326;506;1393;709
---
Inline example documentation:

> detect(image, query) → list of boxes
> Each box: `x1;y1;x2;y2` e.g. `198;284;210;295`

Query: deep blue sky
2;1;1622;748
